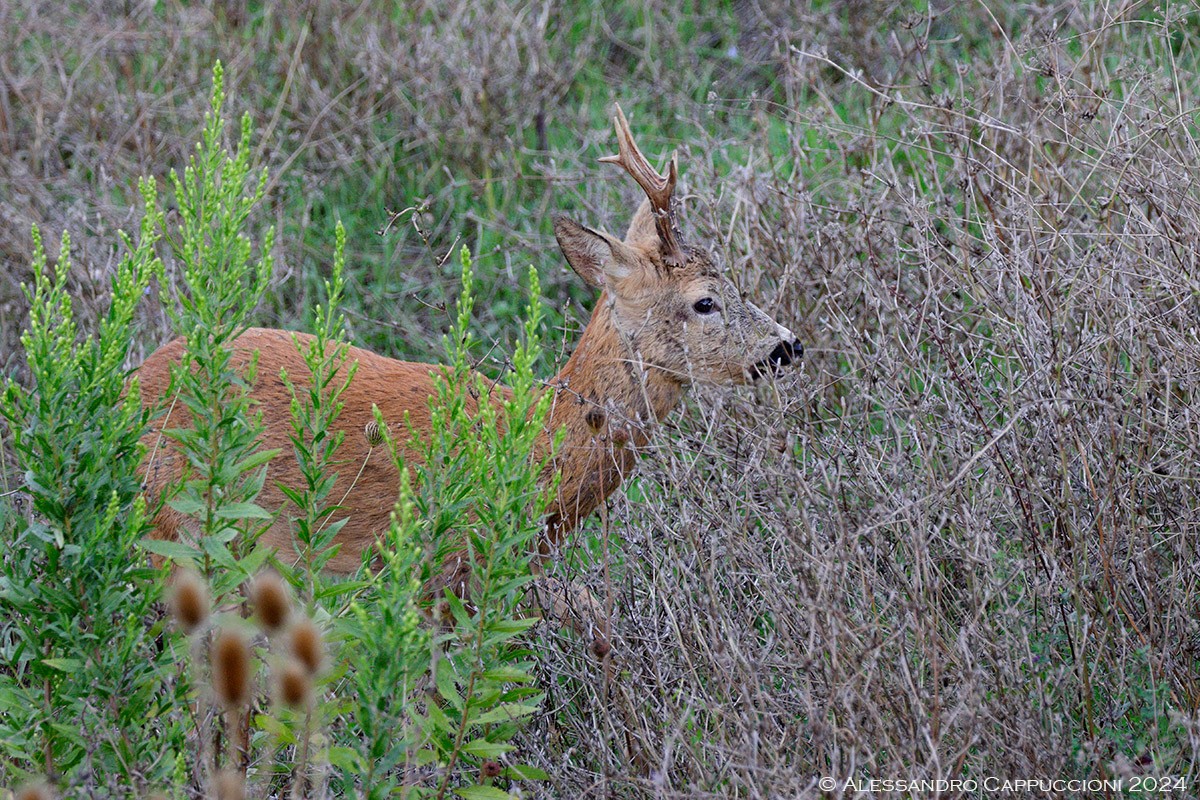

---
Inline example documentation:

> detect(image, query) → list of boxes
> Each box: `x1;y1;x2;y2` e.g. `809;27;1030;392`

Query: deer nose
768;339;802;368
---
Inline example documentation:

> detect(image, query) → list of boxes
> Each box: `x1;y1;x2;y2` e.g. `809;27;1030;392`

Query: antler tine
598;104;686;267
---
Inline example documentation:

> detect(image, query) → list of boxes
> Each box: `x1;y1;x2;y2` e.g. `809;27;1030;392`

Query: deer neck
539;292;685;544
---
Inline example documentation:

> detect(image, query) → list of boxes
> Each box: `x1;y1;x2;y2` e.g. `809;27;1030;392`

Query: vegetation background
2;0;1200;796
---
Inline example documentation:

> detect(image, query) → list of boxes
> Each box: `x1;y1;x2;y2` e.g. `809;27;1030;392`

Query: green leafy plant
259;219;362;797
333;471;430;798
330;247;558;798
138;61;283;792
142;60;278;599
1;56;562;798
410;247;555;797
0;184;184;785
278;219;358;597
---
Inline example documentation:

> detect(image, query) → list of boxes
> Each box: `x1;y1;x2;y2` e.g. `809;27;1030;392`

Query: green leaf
316;578;370;600
487;618;538;635
212;501;274;520
423;701;454;736
166;495;206;516
49;721;87;745
444;591;473;627
234;447;282;473
435;658;463;711
325;745;364;772
481;666;534;684
255;714;295;744
140;538;202;562
470;702;541;727
454;787;515;800
503;764;550;781
462;738;515;758
40;658;83;672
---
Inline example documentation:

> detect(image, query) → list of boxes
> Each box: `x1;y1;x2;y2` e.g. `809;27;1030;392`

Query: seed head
276;658;312;709
15;782;53;800
481;760;503;778
211;769;245;800
288;617;324;676
584;408;606;431
250;572;291;632
211;627;253;708
591;635;612;659
169;569;210;634
364;420;385;447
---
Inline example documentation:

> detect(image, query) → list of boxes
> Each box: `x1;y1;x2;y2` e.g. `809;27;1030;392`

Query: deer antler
599;104;686;267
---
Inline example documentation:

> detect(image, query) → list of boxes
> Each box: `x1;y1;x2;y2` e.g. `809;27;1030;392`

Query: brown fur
136;292;688;570
138;136;799;579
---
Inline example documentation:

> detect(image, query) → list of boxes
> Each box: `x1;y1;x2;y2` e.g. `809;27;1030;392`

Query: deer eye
693;297;717;314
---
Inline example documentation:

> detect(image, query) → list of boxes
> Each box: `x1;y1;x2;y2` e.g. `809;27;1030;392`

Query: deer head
553;105;802;388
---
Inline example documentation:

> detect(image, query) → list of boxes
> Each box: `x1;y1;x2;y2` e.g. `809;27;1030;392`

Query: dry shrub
531;4;1200;797
0;0;603;372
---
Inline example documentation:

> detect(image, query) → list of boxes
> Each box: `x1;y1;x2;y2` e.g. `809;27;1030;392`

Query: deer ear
554;215;636;289
623;198;659;247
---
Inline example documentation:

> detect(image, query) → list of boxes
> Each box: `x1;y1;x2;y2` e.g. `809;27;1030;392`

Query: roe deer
137;106;801;615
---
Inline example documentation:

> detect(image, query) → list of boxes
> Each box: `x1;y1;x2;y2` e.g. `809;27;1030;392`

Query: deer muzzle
751;338;803;380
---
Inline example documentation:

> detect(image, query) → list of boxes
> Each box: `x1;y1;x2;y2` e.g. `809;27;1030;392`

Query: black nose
768;339;803;368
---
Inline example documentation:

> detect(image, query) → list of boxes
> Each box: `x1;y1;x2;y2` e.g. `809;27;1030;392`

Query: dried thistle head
481;760;503;779
250;572;291;633
210;627;253;708
169;569;210;634
276;658;313;709
211;769;245;800
15;782;54;800
287;617;324;676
